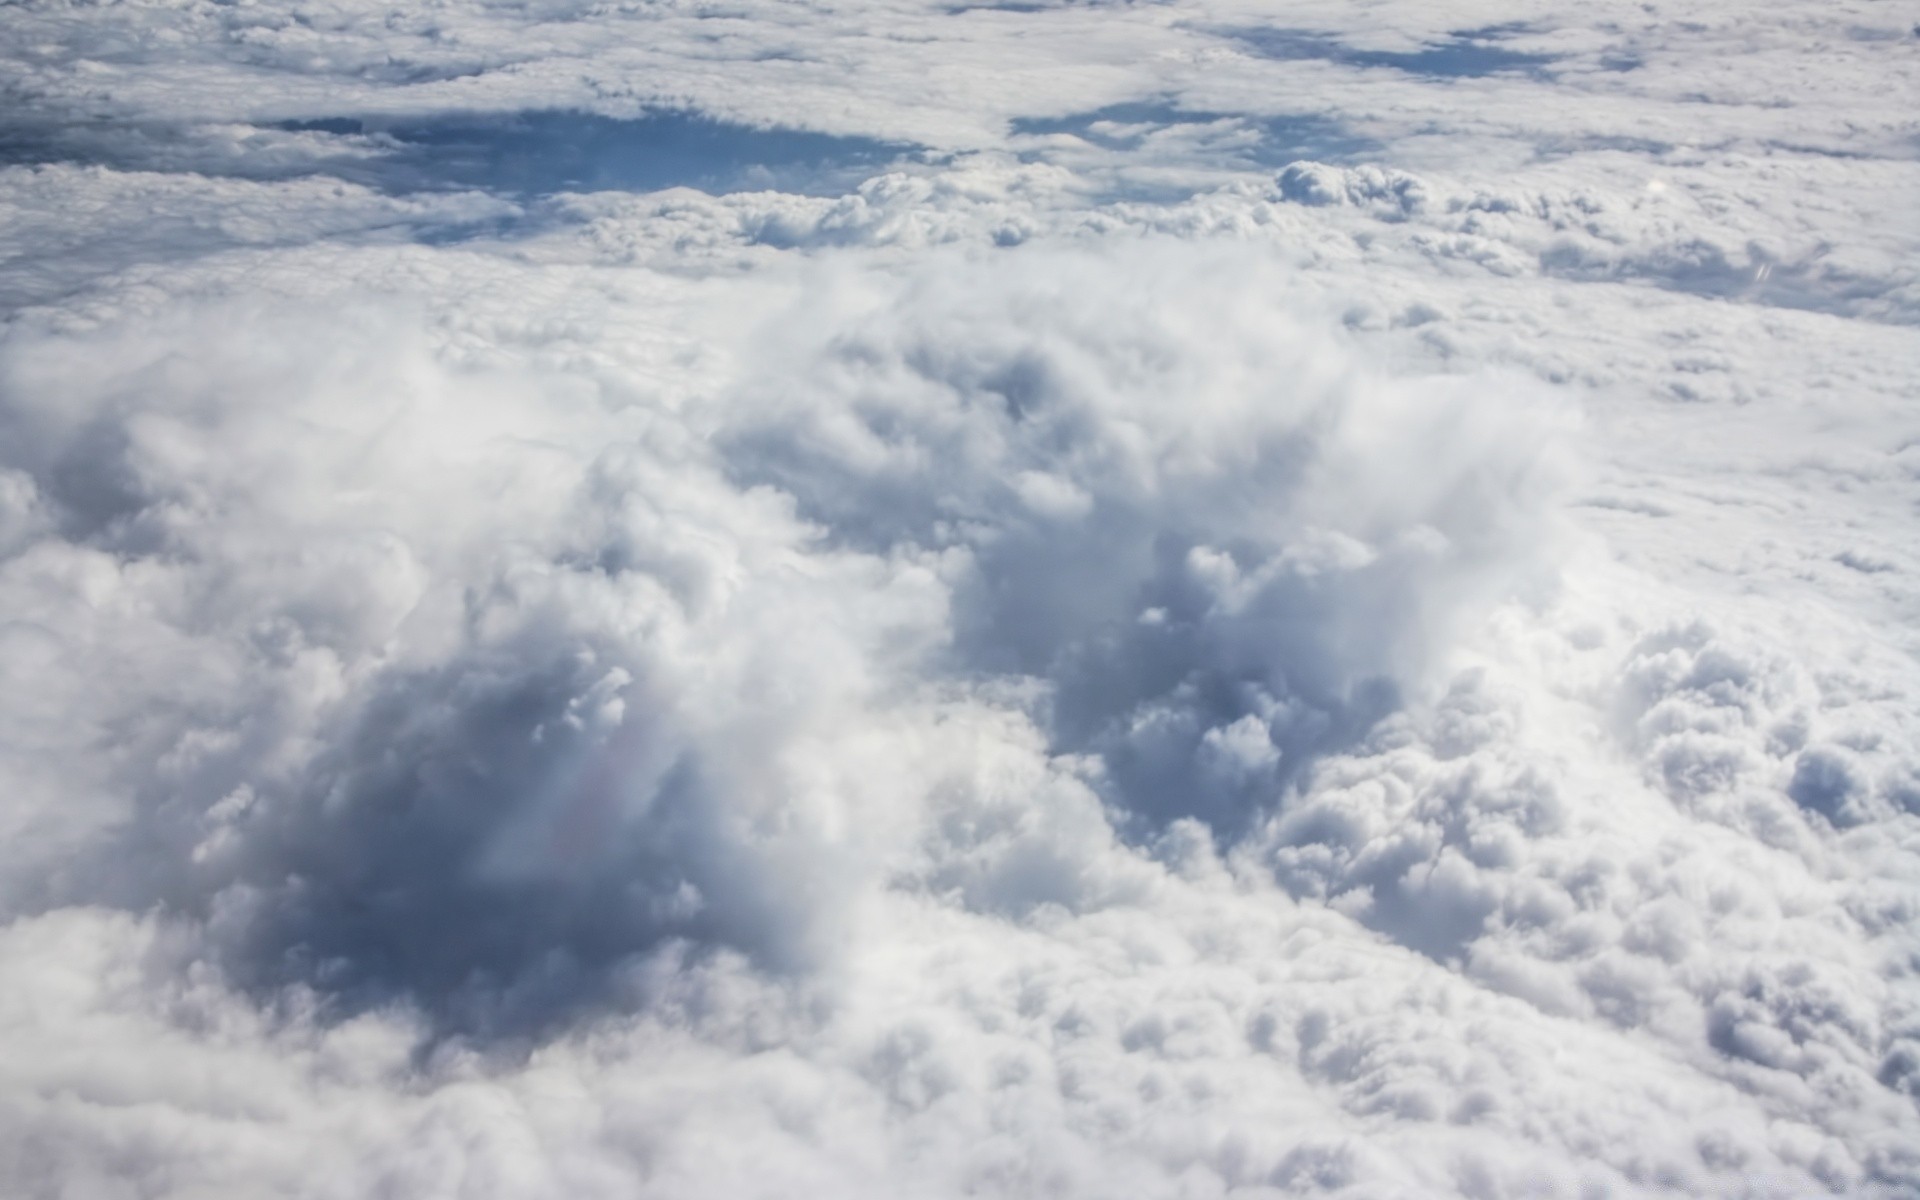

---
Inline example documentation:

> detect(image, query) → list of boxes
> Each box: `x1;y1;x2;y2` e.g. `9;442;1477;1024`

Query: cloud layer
2;0;1917;1195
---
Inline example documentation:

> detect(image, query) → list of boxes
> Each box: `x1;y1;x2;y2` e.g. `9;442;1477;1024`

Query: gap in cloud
1531;135;1678;159
0;110;918;201
0;118;342;181
1224;27;1558;79
281;110;921;198
1011;101;1376;194
1538;239;1914;325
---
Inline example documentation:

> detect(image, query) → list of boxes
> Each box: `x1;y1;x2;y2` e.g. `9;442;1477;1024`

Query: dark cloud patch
190;651;739;1040
1787;745;1870;827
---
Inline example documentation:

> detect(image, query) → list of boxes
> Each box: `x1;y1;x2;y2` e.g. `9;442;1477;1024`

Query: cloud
5;219;1917;1193
0;239;1564;1029
2;0;1918;1194
0;296;964;1035
725;243;1567;836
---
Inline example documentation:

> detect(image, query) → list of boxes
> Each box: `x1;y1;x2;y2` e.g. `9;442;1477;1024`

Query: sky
1;1;1918;1196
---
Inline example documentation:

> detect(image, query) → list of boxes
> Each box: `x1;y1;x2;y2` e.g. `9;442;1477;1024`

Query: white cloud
1;0;1917;1195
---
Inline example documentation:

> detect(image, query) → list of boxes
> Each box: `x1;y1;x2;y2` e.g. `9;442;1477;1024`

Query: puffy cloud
3;220;1914;1194
724;243;1567;835
0;238;1563;1020
0;293;958;1032
2;0;1918;1195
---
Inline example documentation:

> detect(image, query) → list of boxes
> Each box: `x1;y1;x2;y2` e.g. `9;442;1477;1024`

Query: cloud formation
1;0;1917;1195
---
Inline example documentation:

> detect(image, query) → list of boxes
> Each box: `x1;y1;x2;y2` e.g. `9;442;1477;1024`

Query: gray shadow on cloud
1786;746;1871;828
3;515;840;1045
156;646;817;1042
722;450;1405;841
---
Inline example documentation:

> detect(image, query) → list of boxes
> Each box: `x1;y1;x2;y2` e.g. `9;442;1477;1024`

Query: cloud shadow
0;109;919;200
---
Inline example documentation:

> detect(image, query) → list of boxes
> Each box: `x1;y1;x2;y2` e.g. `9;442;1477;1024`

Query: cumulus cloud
2;0;1918;1195
726;244;1566;831
0;240;1564;1027
0;295;951;1031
